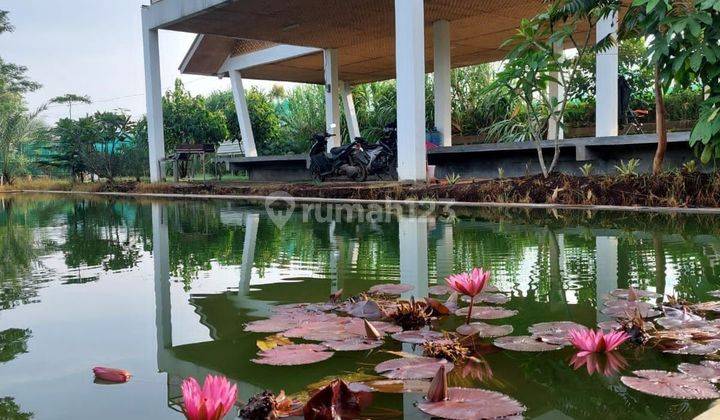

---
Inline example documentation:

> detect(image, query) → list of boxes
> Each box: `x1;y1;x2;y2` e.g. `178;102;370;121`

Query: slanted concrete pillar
152;203;171;350
548;41;565;141
229;71;258;157
395;0;427;181
596;236;618;323
340;81;361;141
324;49;341;150
239;212;259;295
399;214;429;299
142;11;165;182
596;13;619;137
433;20;452;147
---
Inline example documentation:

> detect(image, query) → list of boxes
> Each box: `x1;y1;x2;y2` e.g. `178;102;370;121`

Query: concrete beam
141;0;230;30
219;44;321;74
395;0;427;181
142;10;166;183
340;81;361;141
596;13;619;137
433;20;452;147
229;71;258;157
324;49;341;150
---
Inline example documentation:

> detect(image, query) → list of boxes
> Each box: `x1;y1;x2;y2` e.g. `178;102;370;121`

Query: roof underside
175;0;594;85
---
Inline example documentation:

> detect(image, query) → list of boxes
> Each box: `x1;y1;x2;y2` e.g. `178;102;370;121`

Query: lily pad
428;285;450;295
528;321;588;346
692;301;720;313
597;320;622;331
368;284;414;295
601;301;661;319
455;306;518;320
621;370;720;399
610;288;660;299
655;307;707;330
245;312;338;333
417;387;526;420
342;300;385;320
456;322;513;338
678;361;720;383
663;340;720;356
375;357;453;379
253;344;334;366
321;338;384;352
365;379;431;394
493;336;563;352
391;330;444;344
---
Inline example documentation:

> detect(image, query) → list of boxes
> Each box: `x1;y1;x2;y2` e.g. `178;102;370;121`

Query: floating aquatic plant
368;283;414;296
621;370;720;399
389;297;433;330
529;321;587;346
239;390;297;420
302;379;372;420
92;367;131;384
391;329;443;344
454;306;517;320
252;344;334;366
417;387;526;419
456;322;513;338
374;356;453;380
423;338;470;363
445;268;491;324
677;361;720;383
493;336;563;352
568;329;629;356
181;375;237;420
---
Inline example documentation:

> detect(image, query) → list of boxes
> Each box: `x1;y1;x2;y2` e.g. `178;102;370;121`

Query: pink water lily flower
92;367;131;383
569;329;630;356
446;268;491;324
181;374;237;420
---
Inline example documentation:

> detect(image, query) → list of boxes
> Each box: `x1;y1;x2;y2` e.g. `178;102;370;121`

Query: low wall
429;132;696;179
219;132;696;182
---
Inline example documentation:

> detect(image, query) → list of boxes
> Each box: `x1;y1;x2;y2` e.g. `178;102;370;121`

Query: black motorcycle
354;123;398;180
307;133;369;182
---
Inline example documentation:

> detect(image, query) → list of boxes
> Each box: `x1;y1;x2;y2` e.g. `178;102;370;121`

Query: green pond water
1;194;720;419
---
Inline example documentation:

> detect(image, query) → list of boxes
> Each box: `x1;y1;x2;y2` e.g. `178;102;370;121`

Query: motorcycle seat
330;146;347;156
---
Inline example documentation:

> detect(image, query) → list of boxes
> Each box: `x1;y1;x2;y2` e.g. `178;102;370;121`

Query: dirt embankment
70;171;720;209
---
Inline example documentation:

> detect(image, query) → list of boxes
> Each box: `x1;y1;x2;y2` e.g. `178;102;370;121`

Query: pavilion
141;0;621;182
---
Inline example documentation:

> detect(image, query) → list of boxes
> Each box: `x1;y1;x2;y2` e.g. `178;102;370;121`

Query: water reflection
1;196;720;418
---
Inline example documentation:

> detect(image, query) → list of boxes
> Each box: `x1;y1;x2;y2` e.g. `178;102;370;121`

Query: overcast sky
0;0;286;123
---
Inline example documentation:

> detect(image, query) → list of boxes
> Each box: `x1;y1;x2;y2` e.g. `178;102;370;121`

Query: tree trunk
653;65;667;175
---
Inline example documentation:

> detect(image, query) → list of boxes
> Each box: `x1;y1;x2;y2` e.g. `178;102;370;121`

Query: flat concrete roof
171;0;598;84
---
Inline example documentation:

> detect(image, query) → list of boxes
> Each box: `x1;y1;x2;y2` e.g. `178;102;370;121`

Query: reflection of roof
175;1;595;84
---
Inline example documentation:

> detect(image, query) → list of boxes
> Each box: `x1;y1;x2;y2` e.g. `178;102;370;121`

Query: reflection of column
596;236;618;322
153;203;171;351
653;233;666;305
435;222;454;283
557;233;566;272
548;231;566;311
328;221;340;294
239;213;259;295
399;214;429;299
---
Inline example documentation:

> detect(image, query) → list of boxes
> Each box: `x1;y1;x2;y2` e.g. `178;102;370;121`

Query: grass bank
4;171;720;209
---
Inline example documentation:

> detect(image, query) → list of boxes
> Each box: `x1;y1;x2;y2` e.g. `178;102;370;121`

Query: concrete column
433;20;452;147
595;13;619;137
324;49;341;150
395;0;427;181
340;81;361;141
229;70;258;157
548;41;565;141
142;12;165;182
152;203;171;350
239;212;259;295
596;236;618;323
399;214;429;300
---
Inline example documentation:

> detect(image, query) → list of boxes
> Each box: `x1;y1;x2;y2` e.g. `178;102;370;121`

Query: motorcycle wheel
349;163;367;182
310;163;325;182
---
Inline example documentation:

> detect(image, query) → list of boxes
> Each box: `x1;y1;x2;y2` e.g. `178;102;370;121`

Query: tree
622;0;720;172
161;79;228;152
485;0;619;177
80;111;136;182
0;103;46;185
46;117;94;182
50;93;92;119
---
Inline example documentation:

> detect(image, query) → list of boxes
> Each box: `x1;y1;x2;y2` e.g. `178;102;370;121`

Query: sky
0;0;289;123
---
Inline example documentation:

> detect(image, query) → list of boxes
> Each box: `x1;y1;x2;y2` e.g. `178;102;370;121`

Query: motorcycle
307;132;369;182
354;123;398;180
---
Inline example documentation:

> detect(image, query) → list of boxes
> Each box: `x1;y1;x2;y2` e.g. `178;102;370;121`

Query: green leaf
701;143;713;164
646;0;659;13
690;52;703;72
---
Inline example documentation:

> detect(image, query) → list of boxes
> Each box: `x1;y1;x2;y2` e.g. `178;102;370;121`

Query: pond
1;194;719;419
